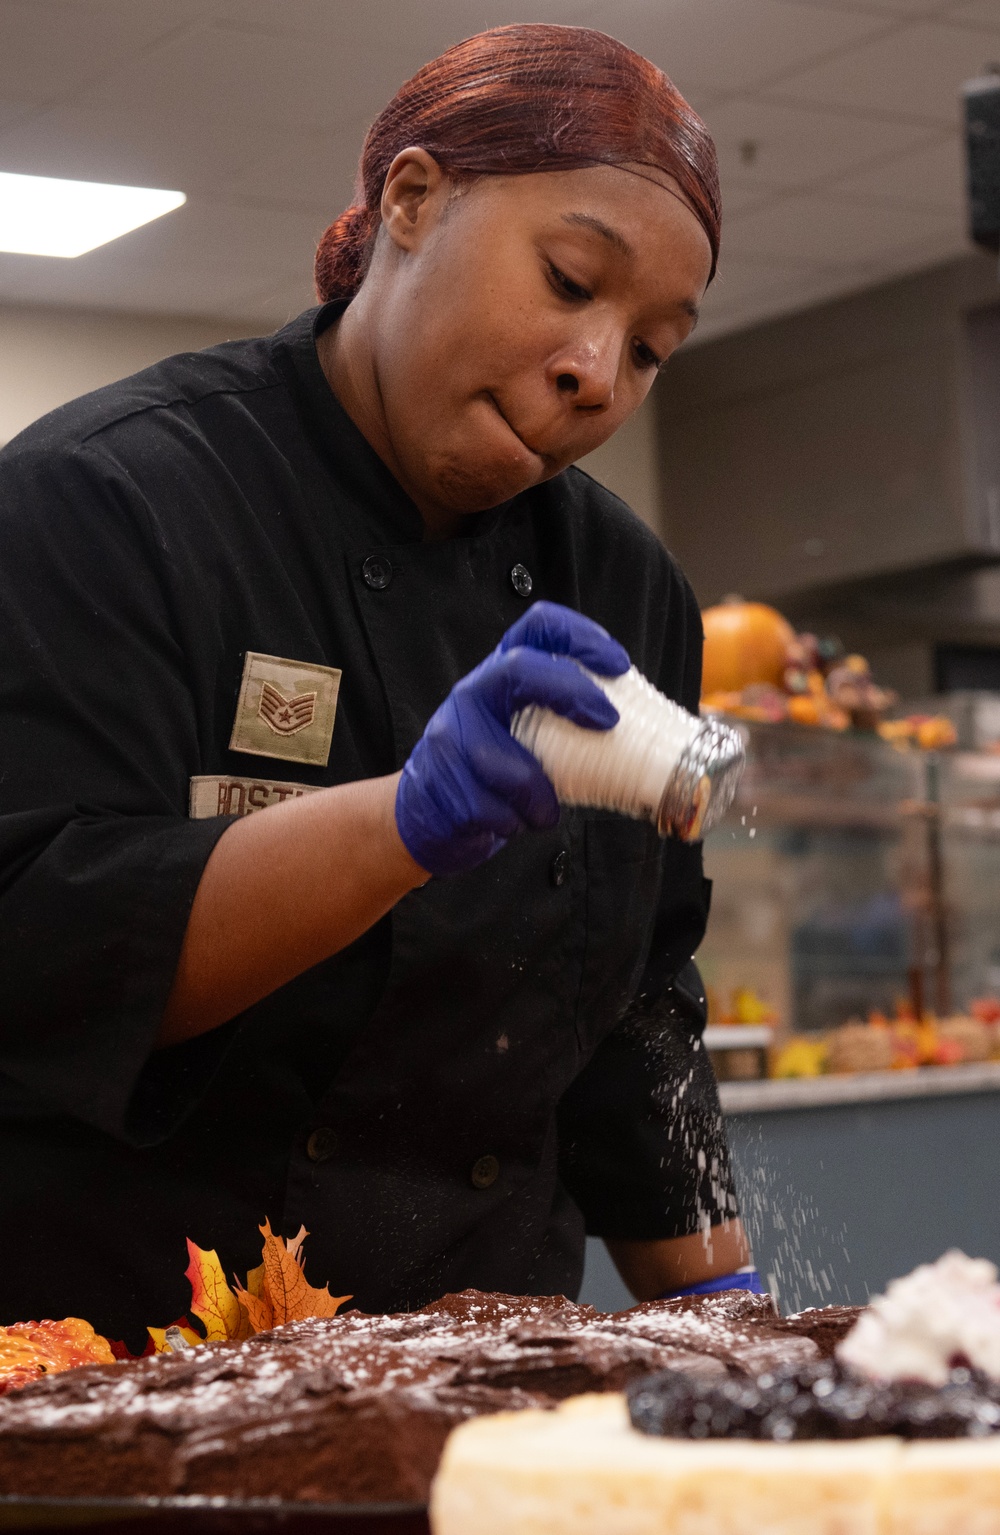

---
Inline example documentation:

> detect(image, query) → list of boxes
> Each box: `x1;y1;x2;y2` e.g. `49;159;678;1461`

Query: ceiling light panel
0;172;185;258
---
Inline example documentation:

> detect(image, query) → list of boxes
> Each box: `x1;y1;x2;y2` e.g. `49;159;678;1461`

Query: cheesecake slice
890;1440;1000;1535
430;1393;904;1535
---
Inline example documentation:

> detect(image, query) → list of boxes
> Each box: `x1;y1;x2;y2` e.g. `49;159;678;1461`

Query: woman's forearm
605;1219;752;1302
158;772;427;1047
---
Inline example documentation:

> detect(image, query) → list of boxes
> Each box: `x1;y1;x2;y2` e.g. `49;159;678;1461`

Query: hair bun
314;204;374;303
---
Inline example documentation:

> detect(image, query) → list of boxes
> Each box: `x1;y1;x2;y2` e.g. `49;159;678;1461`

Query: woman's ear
380;147;450;252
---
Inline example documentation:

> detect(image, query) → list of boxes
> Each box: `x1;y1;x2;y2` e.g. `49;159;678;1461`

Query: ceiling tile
948;0;1000;27
88;197;327;280
719;180;785;215
0;98;36;133
705;96;940;189
0;102;255;195
768;18;1000;123
776;0;971;15
705;253;831;312
0;194;325;317
209;0;607;54
226;122;366;213
690;251;850;342
77;20;417;135
723;186;966;264
585;0;891;96
693;271;858;340
0;0;205;105
696;231;985;341
826;130;967;209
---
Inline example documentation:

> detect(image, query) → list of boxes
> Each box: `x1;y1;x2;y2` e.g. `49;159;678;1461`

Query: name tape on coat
189;775;322;819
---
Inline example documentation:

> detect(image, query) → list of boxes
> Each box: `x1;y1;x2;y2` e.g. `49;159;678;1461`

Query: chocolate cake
0;1288;835;1504
769;1303;863;1360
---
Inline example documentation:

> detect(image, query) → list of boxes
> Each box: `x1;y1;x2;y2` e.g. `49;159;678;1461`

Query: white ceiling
0;0;997;342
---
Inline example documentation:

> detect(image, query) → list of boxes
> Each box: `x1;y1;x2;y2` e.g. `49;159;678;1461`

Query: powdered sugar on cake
838;1251;1000;1386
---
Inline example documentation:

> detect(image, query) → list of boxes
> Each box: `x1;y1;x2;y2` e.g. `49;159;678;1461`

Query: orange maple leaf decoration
148;1220;350;1353
234;1220;350;1333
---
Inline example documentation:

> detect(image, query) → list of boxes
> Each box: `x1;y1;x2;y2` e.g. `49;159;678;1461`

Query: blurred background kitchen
3;0;1000;1312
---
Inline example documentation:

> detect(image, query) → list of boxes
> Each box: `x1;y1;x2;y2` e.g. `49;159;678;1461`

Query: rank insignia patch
259;681;317;737
230;652;341;767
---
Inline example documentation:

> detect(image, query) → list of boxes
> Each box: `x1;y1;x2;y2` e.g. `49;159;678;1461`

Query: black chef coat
0;303;737;1349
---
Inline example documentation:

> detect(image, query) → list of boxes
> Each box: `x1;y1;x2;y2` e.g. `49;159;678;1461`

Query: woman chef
0;24;756;1346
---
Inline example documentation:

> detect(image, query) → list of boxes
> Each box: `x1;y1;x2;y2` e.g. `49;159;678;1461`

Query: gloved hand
657;1268;764;1301
396;601;630;877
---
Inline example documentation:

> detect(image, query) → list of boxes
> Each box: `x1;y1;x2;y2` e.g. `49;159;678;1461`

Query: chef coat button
362;554;393;590
509;563;533;598
471;1154;500;1189
306;1127;339;1163
550;849;569;888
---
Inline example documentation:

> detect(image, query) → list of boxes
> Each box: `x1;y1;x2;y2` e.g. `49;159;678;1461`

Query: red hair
315;24;720;303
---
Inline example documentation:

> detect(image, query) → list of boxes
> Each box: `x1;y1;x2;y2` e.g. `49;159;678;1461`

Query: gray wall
727;1091;1000;1310
657;253;1000;610
579;1090;1000;1313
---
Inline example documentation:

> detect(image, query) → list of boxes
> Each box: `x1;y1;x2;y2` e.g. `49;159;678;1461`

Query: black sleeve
0;437;233;1144
557;959;739;1239
557;553;739;1239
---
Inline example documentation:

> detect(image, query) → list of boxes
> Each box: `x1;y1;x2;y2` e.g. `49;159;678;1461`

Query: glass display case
678;727;1000;1319
696;722;932;1037
938;751;1000;1008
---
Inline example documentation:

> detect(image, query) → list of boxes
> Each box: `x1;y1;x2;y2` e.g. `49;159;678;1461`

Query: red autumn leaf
108;1333;158;1361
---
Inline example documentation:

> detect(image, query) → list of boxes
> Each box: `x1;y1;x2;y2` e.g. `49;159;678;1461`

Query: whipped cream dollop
837;1250;1000;1386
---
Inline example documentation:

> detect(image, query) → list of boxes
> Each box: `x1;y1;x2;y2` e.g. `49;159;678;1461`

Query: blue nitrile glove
395;601;630;877
657;1267;764;1301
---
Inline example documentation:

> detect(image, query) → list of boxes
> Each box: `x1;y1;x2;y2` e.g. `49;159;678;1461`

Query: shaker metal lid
657;717;746;841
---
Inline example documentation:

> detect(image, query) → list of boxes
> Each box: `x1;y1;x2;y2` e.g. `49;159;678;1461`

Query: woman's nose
549;333;619;413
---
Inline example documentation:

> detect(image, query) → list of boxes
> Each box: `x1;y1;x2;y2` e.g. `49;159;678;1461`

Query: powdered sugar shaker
511;664;745;841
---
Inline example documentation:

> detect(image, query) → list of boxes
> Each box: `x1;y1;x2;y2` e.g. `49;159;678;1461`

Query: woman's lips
488;394;544;462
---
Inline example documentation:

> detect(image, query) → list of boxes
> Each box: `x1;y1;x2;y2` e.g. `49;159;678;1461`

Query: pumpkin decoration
702;596;796;696
700;596;953;742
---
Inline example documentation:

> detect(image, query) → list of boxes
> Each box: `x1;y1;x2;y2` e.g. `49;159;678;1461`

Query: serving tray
0;1498;429;1534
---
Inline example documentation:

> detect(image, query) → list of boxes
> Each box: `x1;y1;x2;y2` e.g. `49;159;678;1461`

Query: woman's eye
633;340;664;372
547;263;591;302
